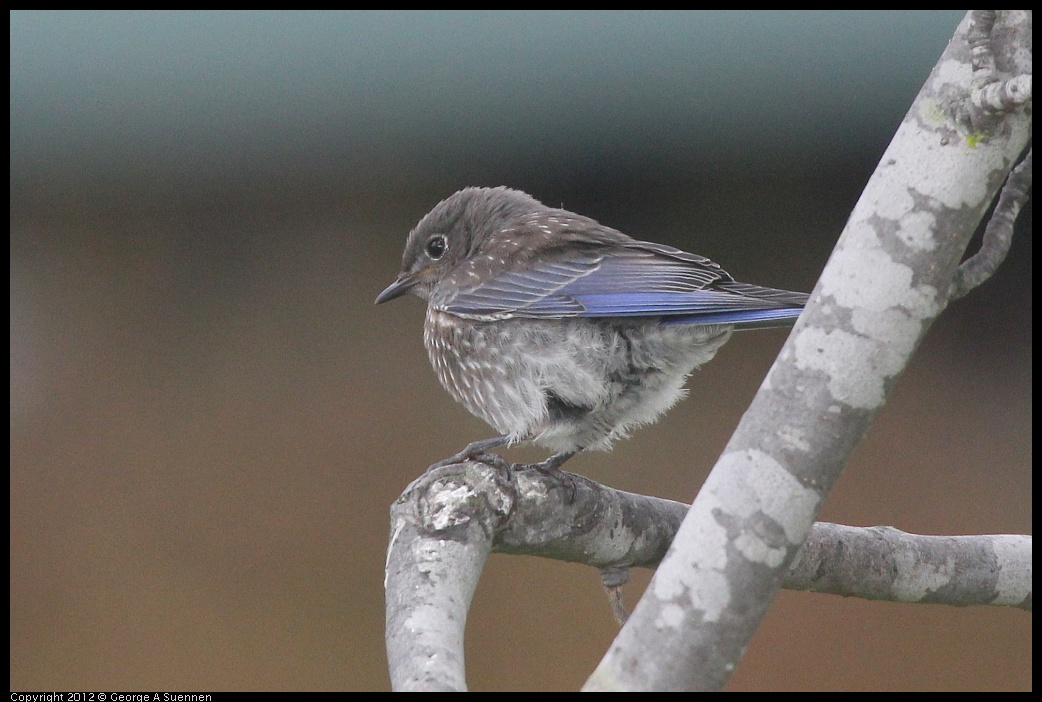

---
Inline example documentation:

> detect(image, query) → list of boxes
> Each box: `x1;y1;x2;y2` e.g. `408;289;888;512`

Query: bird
375;186;809;474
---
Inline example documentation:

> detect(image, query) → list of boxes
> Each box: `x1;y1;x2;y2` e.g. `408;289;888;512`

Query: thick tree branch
588;10;1031;692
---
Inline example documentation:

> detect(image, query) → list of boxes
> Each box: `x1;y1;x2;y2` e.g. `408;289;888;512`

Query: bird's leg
429;434;512;471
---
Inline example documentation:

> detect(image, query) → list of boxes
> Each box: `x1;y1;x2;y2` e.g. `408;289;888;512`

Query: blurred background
10;10;1030;691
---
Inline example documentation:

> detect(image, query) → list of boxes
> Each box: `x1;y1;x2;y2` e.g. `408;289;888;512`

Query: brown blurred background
11;11;1030;691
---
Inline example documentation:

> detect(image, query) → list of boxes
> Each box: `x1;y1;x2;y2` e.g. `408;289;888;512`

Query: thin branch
952;148;1033;300
967;10;997;76
600;566;631;626
972;74;1033;116
789;523;1031;609
963;11;1033;130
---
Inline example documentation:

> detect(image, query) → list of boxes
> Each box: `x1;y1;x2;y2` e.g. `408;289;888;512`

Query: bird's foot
511;451;579;501
510;450;576;475
430;451;510;473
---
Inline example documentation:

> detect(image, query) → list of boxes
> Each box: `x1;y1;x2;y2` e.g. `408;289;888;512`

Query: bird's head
375;186;543;304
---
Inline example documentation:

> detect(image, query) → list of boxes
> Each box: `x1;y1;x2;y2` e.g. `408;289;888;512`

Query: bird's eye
426;236;447;260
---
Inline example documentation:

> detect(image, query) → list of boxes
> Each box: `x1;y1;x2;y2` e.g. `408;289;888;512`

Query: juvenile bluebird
376;187;809;473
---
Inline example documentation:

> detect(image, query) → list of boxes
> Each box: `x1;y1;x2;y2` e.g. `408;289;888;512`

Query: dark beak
375;274;417;304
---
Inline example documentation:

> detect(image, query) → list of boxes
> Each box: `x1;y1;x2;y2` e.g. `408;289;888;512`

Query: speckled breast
423;306;531;435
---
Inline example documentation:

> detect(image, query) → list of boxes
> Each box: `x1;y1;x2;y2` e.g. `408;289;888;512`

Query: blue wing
435;240;808;329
